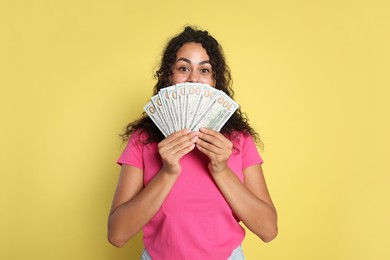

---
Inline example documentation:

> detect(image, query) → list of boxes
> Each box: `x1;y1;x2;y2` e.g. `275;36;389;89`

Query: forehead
176;42;209;59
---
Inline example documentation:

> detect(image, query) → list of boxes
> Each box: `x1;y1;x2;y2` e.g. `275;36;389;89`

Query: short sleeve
241;134;263;169
117;131;144;169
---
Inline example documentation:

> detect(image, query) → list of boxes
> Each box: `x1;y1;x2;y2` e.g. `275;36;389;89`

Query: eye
200;68;211;74
178;66;190;73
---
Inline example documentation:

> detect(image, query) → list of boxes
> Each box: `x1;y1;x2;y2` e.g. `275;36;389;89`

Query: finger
159;129;191;146
195;138;221;155
160;131;198;153
196;140;231;164
199;128;230;144
159;135;199;161
171;135;198;155
195;142;213;158
198;128;231;149
174;142;196;158
159;129;190;147
162;136;198;166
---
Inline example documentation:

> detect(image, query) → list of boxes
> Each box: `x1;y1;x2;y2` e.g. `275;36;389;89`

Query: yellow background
1;0;389;259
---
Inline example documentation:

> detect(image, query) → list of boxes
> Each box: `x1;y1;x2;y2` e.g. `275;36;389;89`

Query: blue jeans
140;245;245;260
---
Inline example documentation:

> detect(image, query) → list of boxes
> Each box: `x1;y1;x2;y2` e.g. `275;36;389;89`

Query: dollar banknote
189;84;219;130
159;87;177;132
144;83;239;136
191;91;238;131
151;95;171;134
185;83;204;128
176;83;187;131
144;101;168;137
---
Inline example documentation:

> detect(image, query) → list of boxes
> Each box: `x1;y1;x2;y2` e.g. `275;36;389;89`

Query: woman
108;26;278;260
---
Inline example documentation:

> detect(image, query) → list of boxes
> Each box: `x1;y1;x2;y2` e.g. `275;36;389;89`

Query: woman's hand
195;128;233;175
158;129;199;175
195;128;278;242
108;130;199;247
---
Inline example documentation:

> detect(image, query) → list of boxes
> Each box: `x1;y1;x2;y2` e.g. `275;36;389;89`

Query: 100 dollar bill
191;91;238;131
144;83;239;136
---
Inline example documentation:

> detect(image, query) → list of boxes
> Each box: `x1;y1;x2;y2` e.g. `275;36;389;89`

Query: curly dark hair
121;26;261;146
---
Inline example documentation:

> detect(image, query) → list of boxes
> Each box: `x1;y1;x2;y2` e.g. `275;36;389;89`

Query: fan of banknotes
144;83;239;137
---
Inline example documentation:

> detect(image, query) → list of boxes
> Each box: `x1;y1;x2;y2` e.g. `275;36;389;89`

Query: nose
187;70;200;83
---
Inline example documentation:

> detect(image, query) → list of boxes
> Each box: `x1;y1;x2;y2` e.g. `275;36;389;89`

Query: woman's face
170;42;216;87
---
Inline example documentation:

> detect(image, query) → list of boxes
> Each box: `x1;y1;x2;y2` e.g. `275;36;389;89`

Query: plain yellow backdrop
1;0;389;259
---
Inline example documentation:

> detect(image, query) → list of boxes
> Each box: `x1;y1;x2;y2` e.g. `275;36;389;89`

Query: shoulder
122;130;151;155
128;129;150;144
228;130;256;150
118;130;155;166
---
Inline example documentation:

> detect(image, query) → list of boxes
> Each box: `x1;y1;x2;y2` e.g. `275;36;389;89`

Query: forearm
108;170;178;247
212;169;278;242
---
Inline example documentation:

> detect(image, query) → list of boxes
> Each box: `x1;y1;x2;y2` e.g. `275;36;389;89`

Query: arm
195;128;278;242
107;129;199;247
211;164;278;242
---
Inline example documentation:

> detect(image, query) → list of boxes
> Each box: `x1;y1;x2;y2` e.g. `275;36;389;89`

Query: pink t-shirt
117;131;263;260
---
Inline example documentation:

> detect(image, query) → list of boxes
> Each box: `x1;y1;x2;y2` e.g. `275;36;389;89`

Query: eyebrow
176;57;211;65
